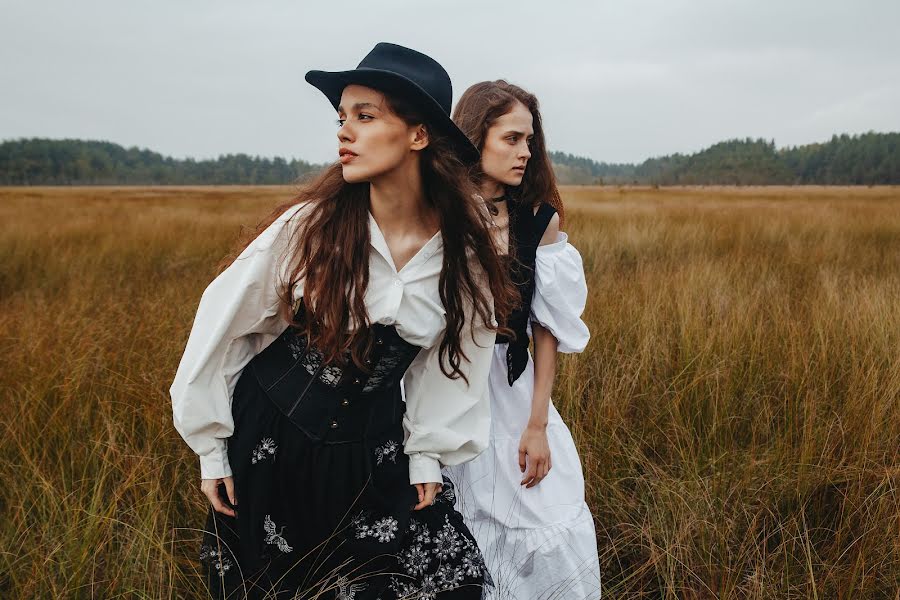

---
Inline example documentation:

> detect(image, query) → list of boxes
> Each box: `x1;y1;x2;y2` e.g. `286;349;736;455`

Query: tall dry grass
0;185;898;598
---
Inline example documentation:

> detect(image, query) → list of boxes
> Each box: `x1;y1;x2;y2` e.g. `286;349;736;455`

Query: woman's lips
339;149;358;164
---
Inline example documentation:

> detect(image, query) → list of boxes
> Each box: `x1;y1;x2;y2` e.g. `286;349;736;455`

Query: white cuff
198;444;232;480
408;453;442;485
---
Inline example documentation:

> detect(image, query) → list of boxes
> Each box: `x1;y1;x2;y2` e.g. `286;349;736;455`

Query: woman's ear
410;124;430;151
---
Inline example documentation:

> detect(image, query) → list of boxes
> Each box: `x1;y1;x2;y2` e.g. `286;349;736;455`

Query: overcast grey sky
2;0;899;164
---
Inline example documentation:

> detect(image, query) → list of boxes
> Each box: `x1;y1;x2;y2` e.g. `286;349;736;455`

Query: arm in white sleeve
401;309;497;485
170;202;308;479
530;232;590;353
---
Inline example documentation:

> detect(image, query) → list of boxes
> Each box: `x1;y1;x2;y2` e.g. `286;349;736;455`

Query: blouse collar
368;211;443;274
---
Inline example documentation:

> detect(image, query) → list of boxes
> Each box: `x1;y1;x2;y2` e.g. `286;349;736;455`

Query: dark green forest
0;139;322;186
1;132;897;186
549;132;898;185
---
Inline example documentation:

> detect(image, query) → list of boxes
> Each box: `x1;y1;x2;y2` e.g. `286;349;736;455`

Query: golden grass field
1;185;898;599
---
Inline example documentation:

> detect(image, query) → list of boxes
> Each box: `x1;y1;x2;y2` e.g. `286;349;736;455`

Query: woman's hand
201;477;237;517
413;482;443;511
519;423;552;488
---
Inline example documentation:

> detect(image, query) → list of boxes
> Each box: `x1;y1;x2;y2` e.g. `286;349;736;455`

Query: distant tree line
1;132;897;186
550;132;899;185
0;138;323;185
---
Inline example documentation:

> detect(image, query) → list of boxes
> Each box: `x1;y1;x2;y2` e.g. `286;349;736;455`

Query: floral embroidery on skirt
198;348;492;600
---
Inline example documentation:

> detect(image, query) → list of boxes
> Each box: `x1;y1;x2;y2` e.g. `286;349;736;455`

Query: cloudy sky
2;0;898;164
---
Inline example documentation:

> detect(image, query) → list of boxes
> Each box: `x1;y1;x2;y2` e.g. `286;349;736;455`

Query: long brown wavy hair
221;90;514;381
451;80;564;225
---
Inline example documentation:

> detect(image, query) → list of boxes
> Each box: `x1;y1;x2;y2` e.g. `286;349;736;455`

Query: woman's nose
337;122;353;143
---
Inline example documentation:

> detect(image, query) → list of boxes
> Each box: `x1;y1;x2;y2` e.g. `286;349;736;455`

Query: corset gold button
341;398;350;407
353;377;361;385
330;420;339;429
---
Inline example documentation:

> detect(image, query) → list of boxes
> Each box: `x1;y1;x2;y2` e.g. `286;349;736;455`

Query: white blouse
170;201;496;485
530;232;590;353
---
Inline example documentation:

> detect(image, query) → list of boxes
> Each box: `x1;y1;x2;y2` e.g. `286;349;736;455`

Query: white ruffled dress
444;231;602;599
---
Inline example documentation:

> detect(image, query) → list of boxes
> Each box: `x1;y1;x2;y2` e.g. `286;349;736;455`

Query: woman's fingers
518;447;527;473
413;482;442;511
201;478;236;517
525;457;553;488
224;477;237;506
521;458;537;486
414;483;425;503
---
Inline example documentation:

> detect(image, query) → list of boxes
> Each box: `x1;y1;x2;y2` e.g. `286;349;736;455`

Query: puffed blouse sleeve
170;202;308;480
530;231;590;353
401;294;497;485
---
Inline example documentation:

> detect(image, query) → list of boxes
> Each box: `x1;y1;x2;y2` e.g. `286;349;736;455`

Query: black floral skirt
199;366;493;599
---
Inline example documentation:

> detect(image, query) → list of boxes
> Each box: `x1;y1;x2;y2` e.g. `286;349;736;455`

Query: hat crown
356;43;452;115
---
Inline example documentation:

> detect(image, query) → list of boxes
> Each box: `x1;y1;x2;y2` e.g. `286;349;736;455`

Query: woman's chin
340;164;369;184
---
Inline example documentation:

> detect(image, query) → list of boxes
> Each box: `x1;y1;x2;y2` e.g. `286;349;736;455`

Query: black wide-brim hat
305;42;480;165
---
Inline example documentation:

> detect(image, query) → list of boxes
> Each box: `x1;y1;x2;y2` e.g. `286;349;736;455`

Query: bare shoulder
538;211;560;247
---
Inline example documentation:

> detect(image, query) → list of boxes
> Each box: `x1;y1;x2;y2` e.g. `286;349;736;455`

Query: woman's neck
369;161;436;234
479;178;504;201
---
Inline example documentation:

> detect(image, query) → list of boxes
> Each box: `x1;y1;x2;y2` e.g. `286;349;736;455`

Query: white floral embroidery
355;515;399;543
417;573;440;600
263;515;293;553
408;517;432;546
461;546;486;578
436;563;465;588
372;517;399;542
335;574;367;599
374;440;398;465
200;543;233;576
388;512;492;598
399;542;431;576
436;479;456;506
388;576;418;599
251;437;277;464
432;515;463;560
389;573;440;600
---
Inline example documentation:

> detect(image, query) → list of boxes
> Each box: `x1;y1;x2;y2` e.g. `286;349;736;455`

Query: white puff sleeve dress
444;231;602;599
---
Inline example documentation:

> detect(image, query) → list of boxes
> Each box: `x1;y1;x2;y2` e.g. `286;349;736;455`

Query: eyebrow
504;130;534;137
337;102;381;114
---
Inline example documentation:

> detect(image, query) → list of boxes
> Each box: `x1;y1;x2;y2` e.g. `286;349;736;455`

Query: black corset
247;303;422;443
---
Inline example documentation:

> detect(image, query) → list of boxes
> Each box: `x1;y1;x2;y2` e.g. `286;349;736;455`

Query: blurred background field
0;185;898;598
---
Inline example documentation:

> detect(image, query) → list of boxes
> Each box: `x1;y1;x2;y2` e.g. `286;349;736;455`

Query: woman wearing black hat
170;43;511;599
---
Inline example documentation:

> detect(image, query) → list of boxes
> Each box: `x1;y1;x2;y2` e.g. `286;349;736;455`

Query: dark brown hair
451;80;564;224
222;90;514;381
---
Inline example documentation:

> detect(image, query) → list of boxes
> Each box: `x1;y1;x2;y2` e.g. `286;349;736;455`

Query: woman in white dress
445;80;602;599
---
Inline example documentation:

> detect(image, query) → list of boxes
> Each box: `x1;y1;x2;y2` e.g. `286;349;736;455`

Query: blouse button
393;279;403;287
330;420;339;429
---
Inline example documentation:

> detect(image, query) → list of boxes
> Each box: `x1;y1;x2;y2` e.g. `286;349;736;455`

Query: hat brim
305;68;480;165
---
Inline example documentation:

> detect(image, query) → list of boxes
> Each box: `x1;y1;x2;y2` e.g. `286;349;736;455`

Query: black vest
495;200;557;385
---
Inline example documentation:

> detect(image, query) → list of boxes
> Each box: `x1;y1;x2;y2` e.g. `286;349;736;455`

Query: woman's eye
336;118;346;127
508;135;518;143
359;114;373;121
